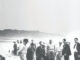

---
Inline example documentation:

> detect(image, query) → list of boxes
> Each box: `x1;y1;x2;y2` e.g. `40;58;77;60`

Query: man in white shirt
47;40;56;60
56;42;63;60
18;39;29;60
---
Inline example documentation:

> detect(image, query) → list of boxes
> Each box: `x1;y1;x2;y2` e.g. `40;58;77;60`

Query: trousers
64;55;69;60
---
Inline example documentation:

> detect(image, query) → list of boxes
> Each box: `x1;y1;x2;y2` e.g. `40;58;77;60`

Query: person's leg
64;56;66;60
74;52;78;60
50;52;55;60
43;56;45;60
56;54;58;60
36;57;38;60
50;55;55;60
20;55;24;60
64;55;69;60
45;55;49;60
39;57;42;60
67;56;69;60
58;54;61;60
56;53;61;60
36;56;40;60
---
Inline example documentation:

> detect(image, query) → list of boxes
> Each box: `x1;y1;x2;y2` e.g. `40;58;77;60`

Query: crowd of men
12;38;80;60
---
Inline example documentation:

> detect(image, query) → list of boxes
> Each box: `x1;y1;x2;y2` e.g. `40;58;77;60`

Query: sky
0;0;80;34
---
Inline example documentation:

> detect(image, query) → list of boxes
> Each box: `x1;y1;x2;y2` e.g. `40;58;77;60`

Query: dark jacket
76;43;80;53
27;46;35;60
13;43;17;50
62;43;71;56
36;46;45;57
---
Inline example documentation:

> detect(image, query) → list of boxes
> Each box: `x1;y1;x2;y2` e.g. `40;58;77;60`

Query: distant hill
0;29;61;38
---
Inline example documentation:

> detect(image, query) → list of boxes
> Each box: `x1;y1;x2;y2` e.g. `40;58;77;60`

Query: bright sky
0;0;80;34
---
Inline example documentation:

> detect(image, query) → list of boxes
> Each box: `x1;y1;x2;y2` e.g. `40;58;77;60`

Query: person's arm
19;47;24;52
66;45;71;55
69;45;71;55
36;47;39;56
47;46;49;53
62;45;65;56
54;45;57;55
18;45;24;55
54;45;57;51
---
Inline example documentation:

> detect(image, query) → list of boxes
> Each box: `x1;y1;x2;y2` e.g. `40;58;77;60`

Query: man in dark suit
74;38;80;60
36;41;45;60
62;38;71;60
13;41;17;55
27;40;36;60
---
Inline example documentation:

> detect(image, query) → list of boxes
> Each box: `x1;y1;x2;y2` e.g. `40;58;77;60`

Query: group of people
12;38;80;60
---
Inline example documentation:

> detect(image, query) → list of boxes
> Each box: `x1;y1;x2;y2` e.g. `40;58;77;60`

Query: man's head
17;40;19;43
39;41;42;46
49;40;52;44
31;40;35;47
74;38;78;43
63;38;66;44
31;40;34;43
23;39;28;45
20;40;22;44
30;43;34;47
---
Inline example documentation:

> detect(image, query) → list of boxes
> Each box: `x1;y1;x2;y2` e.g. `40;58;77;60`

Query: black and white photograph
0;0;80;60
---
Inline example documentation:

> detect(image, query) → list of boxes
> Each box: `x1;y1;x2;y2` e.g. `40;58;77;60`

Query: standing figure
62;38;71;60
27;40;36;60
74;38;80;60
13;41;17;55
42;42;46;60
18;39;28;60
47;40;56;60
20;40;23;44
36;41;45;60
17;40;20;51
56;42;62;60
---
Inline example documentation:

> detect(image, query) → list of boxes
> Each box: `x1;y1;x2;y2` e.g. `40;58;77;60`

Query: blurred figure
27;40;36;60
13;41;17;56
62;38;71;60
56;42;62;60
17;40;23;55
18;39;28;60
0;55;5;60
47;40;56;60
17;40;19;44
31;40;36;60
36;41;45;60
31;40;36;49
42;42;46;60
20;40;23;44
74;38;80;60
17;40;20;51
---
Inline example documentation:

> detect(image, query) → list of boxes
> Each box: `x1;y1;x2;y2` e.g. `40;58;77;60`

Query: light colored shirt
48;44;55;52
18;44;28;55
56;44;63;52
